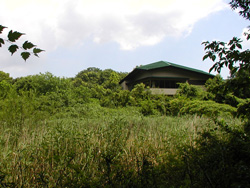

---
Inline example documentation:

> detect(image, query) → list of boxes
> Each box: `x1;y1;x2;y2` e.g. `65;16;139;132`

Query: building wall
120;66;213;94
120;81;128;90
150;88;178;95
134;67;211;81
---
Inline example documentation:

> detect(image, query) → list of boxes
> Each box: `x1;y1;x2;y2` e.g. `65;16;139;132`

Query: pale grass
0;105;239;187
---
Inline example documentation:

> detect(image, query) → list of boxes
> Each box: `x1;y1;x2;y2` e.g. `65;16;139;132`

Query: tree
202;0;250;98
230;0;250;20
102;72;121;90
182;3;250;187
202;0;249;75
75;67;101;85
0;25;44;61
0;70;13;83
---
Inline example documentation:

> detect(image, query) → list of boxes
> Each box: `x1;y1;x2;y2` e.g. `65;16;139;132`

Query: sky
0;0;249;79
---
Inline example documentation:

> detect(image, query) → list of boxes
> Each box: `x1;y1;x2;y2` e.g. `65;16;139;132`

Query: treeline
0;67;249;121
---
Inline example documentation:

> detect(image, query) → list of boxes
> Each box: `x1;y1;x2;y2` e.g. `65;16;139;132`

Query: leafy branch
230;0;250;20
202;0;250;77
202;35;250;76
0;25;44;61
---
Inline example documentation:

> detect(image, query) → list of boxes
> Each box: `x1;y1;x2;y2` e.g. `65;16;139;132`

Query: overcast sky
0;0;249;78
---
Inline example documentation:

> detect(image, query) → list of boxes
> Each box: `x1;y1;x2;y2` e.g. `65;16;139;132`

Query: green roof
136;61;212;75
119;61;215;84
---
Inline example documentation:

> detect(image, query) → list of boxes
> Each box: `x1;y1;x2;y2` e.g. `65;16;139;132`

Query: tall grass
0;104;242;187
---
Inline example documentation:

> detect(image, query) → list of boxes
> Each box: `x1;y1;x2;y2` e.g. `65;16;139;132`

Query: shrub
130;83;151;104
237;98;250;119
100;90;130;108
0;90;42;127
182;119;250;188
168;97;189;116
151;95;170;115
180;100;237;118
0;80;13;99
177;82;206;99
139;99;159;116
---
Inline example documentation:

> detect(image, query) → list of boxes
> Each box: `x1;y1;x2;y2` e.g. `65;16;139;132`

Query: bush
168;97;189;116
0;90;43;127
150;95;170;115
130;83;151;104
140;99;159;116
237;98;250;119
0;80;13;99
100;90;130;108
182;119;250;188
177;82;206;99
180;100;237;118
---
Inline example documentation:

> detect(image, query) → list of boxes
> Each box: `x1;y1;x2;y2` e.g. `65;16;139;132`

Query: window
189;80;206;85
150;79;185;88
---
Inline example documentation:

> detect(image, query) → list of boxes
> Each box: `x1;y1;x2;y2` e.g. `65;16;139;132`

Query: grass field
0;103;242;187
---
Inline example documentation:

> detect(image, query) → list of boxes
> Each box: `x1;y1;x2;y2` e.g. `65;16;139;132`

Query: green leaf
201;41;209;45
228;39;234;46
34;53;39;57
0;38;4;47
8;45;19;55
33;48;44;57
247;34;250;40
0;25;7;34
209;64;217;73
236;43;242;49
203;54;209;61
21;52;30;61
219;42;225;46
212;55;216;61
23;41;36;50
244;31;250;40
8;30;24;42
33;48;44;53
230;44;236;50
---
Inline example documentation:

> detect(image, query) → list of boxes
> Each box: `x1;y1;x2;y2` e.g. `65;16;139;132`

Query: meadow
0;70;249;187
0;103;244;187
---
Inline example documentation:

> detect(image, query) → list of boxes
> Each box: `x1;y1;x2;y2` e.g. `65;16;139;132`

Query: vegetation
0;103;225;187
0;0;249;187
0;63;248;187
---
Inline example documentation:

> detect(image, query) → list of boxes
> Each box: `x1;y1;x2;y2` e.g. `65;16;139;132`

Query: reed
0;104;241;187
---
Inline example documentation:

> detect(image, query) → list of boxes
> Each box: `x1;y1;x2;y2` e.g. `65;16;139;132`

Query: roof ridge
119;61;215;84
136;61;213;76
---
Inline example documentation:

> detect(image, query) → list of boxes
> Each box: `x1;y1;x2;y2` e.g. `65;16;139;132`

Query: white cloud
56;0;227;50
0;0;227;51
241;27;250;50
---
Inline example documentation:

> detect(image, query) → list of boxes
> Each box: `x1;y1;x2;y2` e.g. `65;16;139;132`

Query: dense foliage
0;0;249;187
0;63;249;187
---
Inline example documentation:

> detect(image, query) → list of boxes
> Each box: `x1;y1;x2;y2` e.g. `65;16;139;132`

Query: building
119;61;215;95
